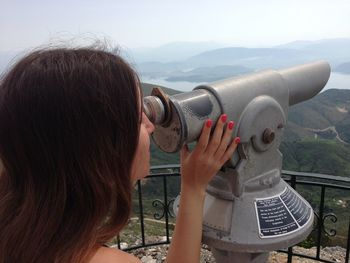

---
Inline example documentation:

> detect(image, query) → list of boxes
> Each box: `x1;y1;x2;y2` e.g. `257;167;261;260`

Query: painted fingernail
228;121;235;130
206;119;212;128
221;114;227;122
234;137;241;144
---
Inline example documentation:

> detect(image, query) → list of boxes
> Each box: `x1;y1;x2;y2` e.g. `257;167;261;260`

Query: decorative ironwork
313;212;338;237
323;213;338;236
152;199;176;220
167;199;175;218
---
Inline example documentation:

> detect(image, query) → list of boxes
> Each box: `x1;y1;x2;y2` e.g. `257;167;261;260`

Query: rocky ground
268;246;347;263
127;242;347;263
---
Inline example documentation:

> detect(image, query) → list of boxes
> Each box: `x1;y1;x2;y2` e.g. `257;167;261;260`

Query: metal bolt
263;128;275;144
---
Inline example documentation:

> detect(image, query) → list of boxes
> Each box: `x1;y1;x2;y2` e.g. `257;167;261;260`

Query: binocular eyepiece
144;92;168;125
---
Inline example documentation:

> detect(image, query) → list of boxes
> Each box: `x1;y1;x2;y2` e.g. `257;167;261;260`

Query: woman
0;47;239;263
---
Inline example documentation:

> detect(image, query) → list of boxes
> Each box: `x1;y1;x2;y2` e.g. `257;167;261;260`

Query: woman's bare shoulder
89;246;141;263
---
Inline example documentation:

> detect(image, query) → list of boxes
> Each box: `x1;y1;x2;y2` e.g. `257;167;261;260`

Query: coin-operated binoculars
144;61;331;263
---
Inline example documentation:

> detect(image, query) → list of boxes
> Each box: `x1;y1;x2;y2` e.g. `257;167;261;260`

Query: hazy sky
1;0;350;51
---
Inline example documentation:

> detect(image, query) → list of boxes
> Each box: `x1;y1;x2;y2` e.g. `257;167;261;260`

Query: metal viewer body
144;61;331;263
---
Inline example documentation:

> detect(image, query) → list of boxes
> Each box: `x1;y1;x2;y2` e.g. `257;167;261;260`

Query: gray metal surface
151;89;221;152
212;249;269;263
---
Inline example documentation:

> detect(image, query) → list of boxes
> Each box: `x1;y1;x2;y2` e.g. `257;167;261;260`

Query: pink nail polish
206;119;212;128
234;137;241;144
221;114;227;122
228;121;235;130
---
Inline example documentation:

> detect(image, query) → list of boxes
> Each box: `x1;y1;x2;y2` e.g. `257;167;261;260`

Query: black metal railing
112;165;350;263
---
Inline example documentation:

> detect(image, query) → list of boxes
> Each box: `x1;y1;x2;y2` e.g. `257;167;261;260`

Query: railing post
316;186;326;259
286;173;297;263
137;180;146;246
287;247;293;263
290;173;296;189
163;176;170;243
117;235;121;249
346;216;350;263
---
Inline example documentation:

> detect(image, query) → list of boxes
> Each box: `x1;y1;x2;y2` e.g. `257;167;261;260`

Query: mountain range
134;38;350;82
1;38;350;81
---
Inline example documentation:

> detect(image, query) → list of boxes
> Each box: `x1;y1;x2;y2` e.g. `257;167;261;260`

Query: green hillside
285;89;350;144
281;140;350;176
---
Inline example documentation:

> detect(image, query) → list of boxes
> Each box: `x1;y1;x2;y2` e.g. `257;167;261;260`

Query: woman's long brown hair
0;48;141;263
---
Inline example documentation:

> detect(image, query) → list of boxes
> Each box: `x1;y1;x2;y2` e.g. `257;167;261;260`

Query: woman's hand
180;114;240;195
167;114;239;263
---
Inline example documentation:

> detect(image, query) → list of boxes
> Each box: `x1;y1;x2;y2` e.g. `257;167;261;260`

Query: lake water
141;72;350;93
141;76;205;92
323;72;350;91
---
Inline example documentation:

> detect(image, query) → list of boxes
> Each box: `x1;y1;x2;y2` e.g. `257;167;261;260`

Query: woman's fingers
220;137;240;164
180;115;240;191
214;121;235;159
194;119;212;153
205;114;227;155
195;114;239;163
181;144;190;161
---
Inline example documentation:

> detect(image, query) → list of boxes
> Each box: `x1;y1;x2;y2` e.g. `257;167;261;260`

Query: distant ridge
335;62;350;74
131;41;227;63
275;38;350;50
184;47;300;67
136;38;350;79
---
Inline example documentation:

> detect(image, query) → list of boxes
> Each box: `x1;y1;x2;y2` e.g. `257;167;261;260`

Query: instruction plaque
255;187;312;238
